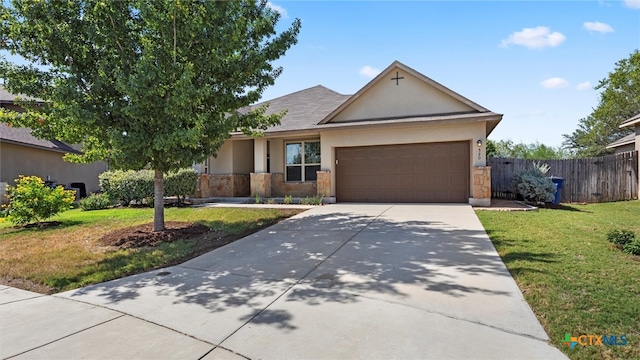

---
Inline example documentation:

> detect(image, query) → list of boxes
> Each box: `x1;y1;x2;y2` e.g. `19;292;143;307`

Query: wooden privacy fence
488;151;638;203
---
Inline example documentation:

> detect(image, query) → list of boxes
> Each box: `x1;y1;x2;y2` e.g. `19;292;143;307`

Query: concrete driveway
1;204;567;359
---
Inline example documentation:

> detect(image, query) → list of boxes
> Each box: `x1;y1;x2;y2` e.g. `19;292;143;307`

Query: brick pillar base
250;173;271;197
470;166;491;206
316;170;331;197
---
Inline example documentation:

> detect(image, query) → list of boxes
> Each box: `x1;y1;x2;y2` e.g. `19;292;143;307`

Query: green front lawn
476;201;640;360
0;207;301;293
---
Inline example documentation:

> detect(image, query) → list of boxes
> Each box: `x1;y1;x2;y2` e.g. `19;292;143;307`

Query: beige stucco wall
209;141;234;174
209;139;254;175
332;70;475;122
319;121;487;198
233;140;254;174
0;142;106;193
269;138;284;174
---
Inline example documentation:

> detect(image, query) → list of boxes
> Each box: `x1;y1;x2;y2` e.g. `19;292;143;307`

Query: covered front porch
196;136;331;200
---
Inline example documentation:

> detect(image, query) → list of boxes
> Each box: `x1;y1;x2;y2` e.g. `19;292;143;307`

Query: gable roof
620;113;640;128
319;61;490;125
239;61;502;138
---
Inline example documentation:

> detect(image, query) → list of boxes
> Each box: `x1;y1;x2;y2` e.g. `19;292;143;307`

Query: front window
286;140;320;181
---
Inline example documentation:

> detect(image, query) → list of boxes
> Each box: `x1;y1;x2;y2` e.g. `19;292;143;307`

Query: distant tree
563;50;639;157
488;139;572;159
0;0;301;231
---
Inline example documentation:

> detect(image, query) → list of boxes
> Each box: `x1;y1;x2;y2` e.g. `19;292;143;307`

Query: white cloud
583;21;615;33
501;26;566;49
623;0;640;9
540;77;569;89
577;81;592;91
266;2;288;18
359;65;381;79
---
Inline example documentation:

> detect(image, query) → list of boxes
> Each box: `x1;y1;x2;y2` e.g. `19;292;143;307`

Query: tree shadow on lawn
66;208;559;338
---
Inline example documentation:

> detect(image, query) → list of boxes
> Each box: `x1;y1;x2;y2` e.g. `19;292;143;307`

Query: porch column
316;170;331;197
250;173;271;197
469;166;491;207
254;137;268;173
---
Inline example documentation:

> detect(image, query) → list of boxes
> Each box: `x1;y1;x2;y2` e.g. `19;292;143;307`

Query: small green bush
622;239;640;255
164;168;198;203
607;229;636;246
511;162;555;204
79;193;111;211
99;170;153;205
5;175;75;226
284;195;293;205
300;195;323;205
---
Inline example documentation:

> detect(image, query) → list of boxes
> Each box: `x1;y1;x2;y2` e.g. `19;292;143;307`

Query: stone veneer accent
270;173;317;197
316;171;331;197
250;173;272;197
470;166;491;206
198;174;250;197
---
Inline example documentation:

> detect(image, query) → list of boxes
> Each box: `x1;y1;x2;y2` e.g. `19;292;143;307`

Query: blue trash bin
550;176;564;204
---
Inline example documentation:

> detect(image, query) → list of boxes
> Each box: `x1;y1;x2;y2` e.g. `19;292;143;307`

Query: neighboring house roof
0;85;42;105
0;122;81;154
606;133;635;149
620;113;640;128
1;86;80;154
240;61;502;137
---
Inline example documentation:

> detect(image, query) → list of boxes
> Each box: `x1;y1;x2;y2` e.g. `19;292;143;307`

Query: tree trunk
153;169;165;232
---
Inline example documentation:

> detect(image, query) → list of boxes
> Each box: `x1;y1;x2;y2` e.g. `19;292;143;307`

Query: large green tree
0;0;300;231
563;50;640;157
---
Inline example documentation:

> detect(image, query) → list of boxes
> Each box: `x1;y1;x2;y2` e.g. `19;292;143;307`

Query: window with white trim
286;140;320;181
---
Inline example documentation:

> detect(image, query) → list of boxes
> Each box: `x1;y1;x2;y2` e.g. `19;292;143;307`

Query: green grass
0;207;300;292
476;201;640;360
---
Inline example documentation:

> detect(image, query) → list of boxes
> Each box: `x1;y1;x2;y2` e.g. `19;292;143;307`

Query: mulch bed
98;221;211;248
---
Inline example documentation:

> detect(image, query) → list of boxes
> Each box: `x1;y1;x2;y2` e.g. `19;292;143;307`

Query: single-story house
197;61;503;205
1;86;107;201
608;113;640;177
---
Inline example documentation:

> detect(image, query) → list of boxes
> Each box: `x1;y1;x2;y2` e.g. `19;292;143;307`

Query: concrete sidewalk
1;204;567;359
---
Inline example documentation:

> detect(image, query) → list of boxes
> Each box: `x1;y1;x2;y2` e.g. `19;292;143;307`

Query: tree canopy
0;0;301;230
563;50;640;157
487;139;573;160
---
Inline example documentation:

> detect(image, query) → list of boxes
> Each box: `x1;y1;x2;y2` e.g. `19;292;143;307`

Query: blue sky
262;0;640;147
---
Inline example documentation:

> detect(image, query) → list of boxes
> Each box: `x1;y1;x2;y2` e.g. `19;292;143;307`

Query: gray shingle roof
0;122;81;154
0;85;41;104
1;86;79;154
247;85;351;133
621;113;640;127
606;133;635;148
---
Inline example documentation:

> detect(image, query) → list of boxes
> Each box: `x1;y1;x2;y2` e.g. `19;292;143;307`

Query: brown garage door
336;141;470;203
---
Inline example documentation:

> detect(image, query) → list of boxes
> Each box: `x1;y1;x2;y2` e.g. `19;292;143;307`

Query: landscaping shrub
99;170;153;205
607;229;636;246
284;195;293;205
99;168;197;206
622;239;640;255
511;162;555;204
79;193;111;211
300;195;323;205
164;168;198;203
4;175;75;226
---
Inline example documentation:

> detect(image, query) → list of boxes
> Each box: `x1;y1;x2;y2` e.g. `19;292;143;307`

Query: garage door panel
336;142;470;203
